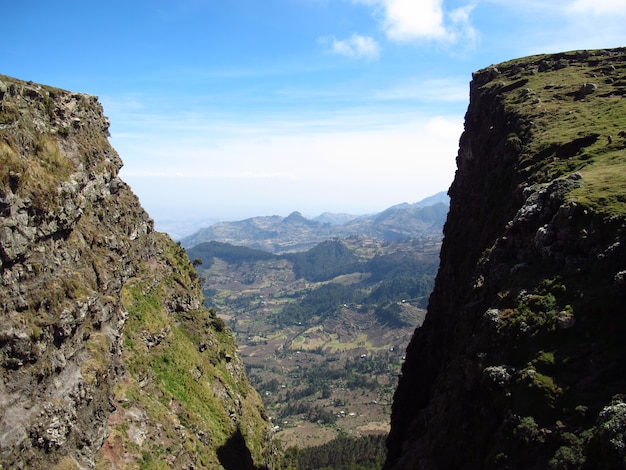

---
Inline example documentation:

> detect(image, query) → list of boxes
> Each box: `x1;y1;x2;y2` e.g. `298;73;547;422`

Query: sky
3;0;626;236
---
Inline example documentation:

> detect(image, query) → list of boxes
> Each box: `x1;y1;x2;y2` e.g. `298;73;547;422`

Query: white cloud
328;33;381;60
353;0;477;46
448;4;479;46
382;0;448;41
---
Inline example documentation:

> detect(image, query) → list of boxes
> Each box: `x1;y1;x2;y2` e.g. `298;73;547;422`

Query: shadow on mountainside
217;427;267;470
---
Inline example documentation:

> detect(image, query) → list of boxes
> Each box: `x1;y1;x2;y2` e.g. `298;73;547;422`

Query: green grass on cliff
110;236;271;468
485;50;626;217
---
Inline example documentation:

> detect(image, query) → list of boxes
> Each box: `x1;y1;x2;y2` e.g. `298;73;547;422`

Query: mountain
180;192;449;253
384;191;450;211
385;48;626;469
0;75;277;468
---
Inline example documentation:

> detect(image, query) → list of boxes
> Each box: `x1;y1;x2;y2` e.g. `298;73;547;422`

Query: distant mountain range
180;191;449;252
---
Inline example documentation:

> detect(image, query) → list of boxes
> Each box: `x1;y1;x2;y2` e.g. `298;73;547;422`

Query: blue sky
3;0;626;236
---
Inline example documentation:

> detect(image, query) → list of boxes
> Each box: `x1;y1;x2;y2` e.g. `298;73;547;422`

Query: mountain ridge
181;192;449;253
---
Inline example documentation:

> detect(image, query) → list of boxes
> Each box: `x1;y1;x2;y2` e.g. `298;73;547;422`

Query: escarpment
386;48;626;469
0;75;277;469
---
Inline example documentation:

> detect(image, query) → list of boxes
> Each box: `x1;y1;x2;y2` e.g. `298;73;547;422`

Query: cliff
386;48;626;469
0;75;277;468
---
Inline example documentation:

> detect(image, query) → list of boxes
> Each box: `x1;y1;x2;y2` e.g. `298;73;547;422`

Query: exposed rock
577;82;598;99
1;74;277;468
386;48;626;469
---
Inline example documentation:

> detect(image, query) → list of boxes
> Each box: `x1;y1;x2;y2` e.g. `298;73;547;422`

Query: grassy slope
97;236;273;469
489;50;626;215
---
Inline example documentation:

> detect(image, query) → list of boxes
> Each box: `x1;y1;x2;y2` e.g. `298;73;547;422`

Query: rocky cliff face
386;48;626;469
0;75;276;468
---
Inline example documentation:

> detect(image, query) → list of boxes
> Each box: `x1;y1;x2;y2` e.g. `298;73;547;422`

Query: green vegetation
484;247;626;465
187;240;276;269
0;100;20;124
374;302;411;328
286;239;360;281
478;50;626;467
368;274;433;307
117;235;271;468
489;50;626;217
295;433;386;470
193;237;438;328
255;352;393;422
1;133;75;213
189;235;437;454
275;283;359;326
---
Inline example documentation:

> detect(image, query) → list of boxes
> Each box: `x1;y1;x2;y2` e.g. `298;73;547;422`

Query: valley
187;235;441;450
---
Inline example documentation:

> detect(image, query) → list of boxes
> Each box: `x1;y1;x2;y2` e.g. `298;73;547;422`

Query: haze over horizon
4;1;626;234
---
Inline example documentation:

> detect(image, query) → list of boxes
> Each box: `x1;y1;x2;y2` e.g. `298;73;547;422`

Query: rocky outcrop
0;75;277;468
386;49;626;469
